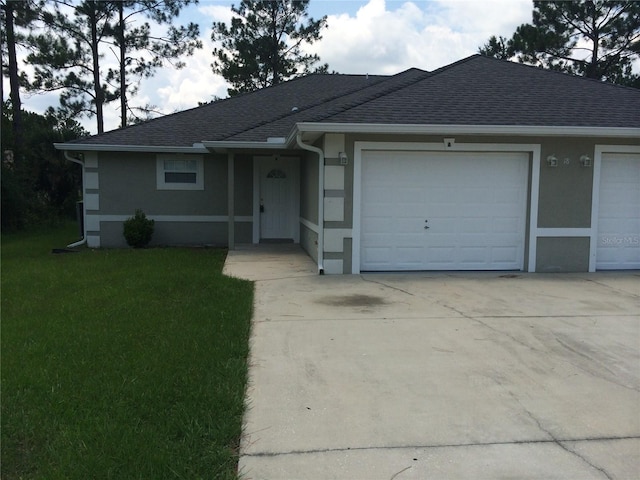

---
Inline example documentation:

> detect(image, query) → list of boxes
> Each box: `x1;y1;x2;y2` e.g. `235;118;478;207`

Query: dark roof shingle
72;55;640;147
325;55;640;128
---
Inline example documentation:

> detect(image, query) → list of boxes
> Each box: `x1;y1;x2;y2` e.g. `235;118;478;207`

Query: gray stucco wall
300;151;318;223
234;155;254;216
299;150;319;262
98;152;227;216
536;237;591;272
94;151;255;247
101;221;230;248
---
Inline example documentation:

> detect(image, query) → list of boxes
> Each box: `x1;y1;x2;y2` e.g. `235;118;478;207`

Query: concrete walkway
224;245;640;480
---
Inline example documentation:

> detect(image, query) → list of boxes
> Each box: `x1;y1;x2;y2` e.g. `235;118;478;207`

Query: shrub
123;209;155;248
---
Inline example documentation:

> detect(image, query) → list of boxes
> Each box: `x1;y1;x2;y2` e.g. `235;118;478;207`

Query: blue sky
15;0;534;134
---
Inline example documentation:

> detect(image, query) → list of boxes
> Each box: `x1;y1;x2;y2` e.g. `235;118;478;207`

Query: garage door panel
397;247;424;264
491;246;519;263
596;153;640;270
493;217;521;233
495;187;522;204
361;150;528;271
460;247;488;263
461;217;490;234
363;247;392;265
428;247;456;264
363;217;394;234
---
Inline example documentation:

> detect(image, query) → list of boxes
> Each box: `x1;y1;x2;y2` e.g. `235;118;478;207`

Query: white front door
361;151;529;271
258;157;299;241
596;153;640;270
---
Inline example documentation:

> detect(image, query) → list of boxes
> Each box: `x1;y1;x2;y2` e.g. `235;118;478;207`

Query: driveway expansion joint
241;435;640;459
360;276;416;297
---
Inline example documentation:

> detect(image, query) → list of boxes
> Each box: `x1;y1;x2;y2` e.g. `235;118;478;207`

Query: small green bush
123;209;155;248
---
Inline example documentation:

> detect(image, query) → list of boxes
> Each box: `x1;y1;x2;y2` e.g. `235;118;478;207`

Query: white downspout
64;151;87;248
295;133;324;274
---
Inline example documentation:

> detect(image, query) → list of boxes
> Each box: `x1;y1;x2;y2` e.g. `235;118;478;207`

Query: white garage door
361;151;529;271
596;153;640;270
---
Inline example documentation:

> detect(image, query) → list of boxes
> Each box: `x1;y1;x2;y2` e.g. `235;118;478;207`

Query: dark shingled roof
71;55;640;147
324;55;640;128
74;72;389;147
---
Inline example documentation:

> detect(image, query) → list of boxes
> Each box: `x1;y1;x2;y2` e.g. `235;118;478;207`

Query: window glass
165;172;197;183
164;159;197;172
157;155;203;190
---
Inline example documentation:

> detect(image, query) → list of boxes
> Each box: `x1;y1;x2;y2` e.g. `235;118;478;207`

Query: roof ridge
313;68;432;122
214;72;397;140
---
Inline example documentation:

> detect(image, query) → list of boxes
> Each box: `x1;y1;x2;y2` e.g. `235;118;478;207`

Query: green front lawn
1;224;254;479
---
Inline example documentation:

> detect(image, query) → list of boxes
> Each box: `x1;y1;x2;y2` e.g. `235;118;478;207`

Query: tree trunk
4;1;24;156
118;0;127;128
270;1;280;85
88;2;105;134
587;9;600;79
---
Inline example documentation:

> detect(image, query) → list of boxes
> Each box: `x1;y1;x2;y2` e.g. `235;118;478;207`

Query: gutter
294;122;640;138
54;143;209;154
63;151;87;248
201;139;287;152
295;133;324;275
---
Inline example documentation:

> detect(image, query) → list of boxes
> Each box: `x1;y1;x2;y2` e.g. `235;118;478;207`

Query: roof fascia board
294;123;640;138
201;140;287;152
54;143;209;153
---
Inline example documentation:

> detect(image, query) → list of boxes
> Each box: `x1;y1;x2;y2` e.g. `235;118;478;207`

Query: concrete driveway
224;246;640;480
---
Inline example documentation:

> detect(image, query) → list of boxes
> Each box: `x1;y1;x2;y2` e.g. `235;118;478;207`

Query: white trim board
299;217;320;234
352;141;541;274
536;228;592;237
98;215;253;222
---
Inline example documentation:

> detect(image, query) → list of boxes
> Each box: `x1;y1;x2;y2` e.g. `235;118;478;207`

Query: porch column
227;152;235;249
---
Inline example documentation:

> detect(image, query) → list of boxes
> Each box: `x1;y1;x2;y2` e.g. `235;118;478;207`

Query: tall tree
28;1;117;133
26;0;201;133
1;0;41;157
479;1;640;87
107;0;201;127
212;0;328;96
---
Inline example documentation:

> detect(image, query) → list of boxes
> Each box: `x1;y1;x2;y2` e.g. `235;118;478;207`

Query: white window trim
156;154;204;190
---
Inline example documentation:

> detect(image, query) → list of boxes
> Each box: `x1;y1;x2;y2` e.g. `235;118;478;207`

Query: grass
1;223;254;479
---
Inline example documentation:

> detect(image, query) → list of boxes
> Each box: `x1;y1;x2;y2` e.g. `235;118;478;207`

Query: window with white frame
156;154;204;190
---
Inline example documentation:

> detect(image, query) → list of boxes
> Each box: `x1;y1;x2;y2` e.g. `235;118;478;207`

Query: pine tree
479;1;640;87
212;0;328;96
1;0;42;156
27;1;117;134
26;0;201;133
107;0;201;127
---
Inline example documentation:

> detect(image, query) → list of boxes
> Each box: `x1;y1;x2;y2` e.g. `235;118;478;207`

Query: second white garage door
361;151;529;271
596;153;640;270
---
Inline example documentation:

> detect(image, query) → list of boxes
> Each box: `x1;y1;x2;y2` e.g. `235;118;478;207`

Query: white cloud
198;3;235;25
306;0;532;74
155;36;230;112
131;5;232;123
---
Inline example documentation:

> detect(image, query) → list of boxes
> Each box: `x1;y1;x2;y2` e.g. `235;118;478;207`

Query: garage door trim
352;141;542;274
